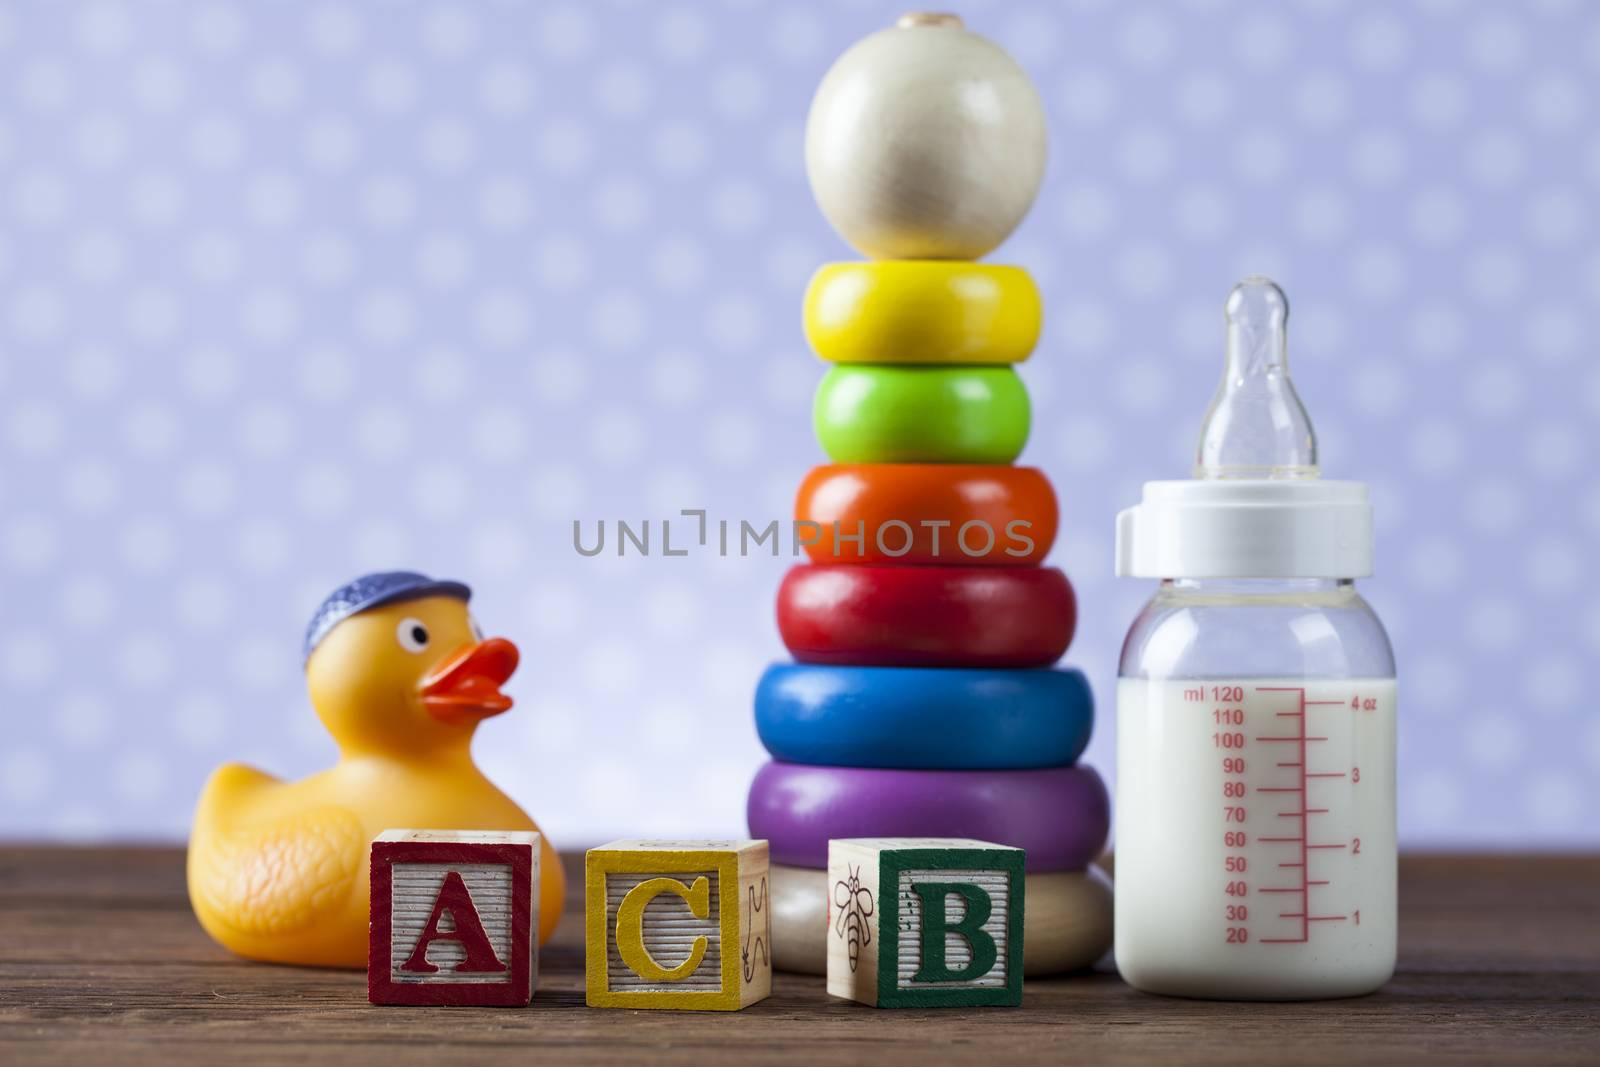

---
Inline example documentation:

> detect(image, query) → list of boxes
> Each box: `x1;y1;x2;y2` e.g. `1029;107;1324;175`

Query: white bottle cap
1115;277;1374;580
1115;479;1373;579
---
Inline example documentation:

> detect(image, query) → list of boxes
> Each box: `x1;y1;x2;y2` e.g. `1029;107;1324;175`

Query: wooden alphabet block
585;839;771;1010
827;838;1024;1008
368;830;538;1006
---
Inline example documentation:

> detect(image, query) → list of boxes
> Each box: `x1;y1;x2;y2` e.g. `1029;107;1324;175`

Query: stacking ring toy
777;564;1076;668
803;261;1042;366
814;365;1030;464
795;464;1057;565
747;762;1109;871
768;863;1112;976
754;663;1093;769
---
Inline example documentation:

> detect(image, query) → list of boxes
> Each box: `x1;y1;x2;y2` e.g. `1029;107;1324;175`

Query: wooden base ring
769;863;1112;977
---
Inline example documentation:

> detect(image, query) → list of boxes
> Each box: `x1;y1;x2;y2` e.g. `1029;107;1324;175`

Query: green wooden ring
813;366;1030;464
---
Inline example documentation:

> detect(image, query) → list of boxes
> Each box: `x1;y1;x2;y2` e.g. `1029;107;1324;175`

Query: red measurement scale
1250;687;1352;943
1201;683;1378;947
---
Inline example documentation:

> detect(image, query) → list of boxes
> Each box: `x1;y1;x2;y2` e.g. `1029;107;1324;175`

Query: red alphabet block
368;830;539;1006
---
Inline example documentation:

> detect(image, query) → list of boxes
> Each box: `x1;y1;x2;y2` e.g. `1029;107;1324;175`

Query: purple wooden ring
746;761;1109;872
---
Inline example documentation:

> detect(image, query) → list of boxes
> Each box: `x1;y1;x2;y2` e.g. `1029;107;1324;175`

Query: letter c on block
615;875;711;982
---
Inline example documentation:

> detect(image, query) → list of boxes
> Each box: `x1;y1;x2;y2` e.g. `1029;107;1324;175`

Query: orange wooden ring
793;464;1058;566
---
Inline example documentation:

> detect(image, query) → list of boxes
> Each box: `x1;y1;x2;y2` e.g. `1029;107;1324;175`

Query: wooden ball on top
805;13;1047;261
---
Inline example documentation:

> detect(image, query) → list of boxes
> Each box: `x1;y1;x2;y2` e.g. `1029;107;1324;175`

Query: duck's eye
396;618;429;653
469;615;484;642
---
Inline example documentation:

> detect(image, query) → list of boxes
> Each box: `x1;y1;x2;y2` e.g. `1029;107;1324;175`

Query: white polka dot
473;288;532;349
415;231;472;288
591;290;647;350
235;518;291;572
1406;302;1464;361
650;236;706;291
478;175;533;232
74;114;126;169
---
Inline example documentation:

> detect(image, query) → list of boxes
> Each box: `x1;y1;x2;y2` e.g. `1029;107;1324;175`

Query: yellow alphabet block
585;839;771;1010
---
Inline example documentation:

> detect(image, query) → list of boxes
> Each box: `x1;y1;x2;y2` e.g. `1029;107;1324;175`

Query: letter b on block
585;840;771;1011
827;839;1024;1008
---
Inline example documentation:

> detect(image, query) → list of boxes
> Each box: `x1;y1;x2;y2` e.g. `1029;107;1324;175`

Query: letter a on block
368;830;538;1006
827;838;1024;1008
399;869;508;974
585;839;771;1010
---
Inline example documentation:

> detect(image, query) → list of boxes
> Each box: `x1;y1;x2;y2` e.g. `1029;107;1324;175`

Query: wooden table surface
2;849;1597;1065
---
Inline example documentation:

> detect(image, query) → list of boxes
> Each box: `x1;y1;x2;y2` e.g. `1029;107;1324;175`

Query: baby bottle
1113;277;1396;1000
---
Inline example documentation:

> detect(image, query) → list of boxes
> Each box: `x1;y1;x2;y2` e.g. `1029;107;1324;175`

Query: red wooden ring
777;564;1077;668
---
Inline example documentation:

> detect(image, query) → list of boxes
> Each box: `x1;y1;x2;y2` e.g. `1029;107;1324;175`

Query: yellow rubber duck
188;571;565;967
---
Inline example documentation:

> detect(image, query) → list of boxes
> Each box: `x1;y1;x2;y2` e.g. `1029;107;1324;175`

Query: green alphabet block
826;838;1025;1008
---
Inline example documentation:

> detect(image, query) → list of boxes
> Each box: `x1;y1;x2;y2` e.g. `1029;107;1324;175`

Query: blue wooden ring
754;663;1094;769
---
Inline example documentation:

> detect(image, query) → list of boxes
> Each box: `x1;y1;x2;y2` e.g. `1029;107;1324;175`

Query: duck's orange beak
419;637;519;723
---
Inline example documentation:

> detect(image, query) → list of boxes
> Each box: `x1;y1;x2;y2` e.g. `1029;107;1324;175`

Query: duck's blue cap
303;571;471;663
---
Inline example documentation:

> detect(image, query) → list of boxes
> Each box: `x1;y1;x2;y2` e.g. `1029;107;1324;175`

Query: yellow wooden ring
803;261;1042;365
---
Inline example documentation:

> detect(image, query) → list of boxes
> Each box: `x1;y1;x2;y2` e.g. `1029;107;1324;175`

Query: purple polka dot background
0;0;1594;847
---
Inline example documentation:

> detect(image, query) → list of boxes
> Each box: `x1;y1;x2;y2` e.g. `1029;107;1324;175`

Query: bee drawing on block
833;864;875;972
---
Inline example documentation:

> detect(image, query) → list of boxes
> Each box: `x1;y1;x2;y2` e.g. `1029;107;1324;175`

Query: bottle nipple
1194;276;1319;480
